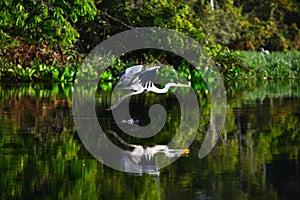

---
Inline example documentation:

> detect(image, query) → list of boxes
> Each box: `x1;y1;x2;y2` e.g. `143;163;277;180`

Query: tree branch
104;12;136;29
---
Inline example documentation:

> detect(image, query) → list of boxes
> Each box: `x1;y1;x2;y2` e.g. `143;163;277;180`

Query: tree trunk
210;0;214;10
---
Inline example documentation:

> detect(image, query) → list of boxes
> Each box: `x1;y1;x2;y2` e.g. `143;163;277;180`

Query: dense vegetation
0;0;299;82
238;51;300;79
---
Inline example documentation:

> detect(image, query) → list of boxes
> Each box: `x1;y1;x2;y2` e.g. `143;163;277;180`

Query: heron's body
260;47;270;54
106;65;190;110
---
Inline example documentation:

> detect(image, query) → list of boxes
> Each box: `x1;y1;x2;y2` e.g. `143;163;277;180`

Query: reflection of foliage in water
0;82;300;199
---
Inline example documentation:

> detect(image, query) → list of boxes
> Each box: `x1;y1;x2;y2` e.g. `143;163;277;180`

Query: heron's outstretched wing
116;66;160;90
117;65;143;89
119;65;143;78
138;66;159;87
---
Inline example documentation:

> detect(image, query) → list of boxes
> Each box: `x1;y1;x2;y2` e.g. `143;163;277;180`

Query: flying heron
106;65;190;110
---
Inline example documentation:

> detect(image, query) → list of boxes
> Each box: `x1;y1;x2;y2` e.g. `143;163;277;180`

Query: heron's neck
148;83;183;93
148;85;169;93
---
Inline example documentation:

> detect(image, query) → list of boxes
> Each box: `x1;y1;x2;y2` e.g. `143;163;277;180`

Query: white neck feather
147;82;189;93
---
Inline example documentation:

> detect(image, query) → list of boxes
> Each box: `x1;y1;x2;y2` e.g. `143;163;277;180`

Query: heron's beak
182;148;190;155
176;82;191;87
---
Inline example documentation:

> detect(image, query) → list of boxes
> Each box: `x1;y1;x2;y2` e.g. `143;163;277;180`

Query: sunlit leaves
0;0;97;48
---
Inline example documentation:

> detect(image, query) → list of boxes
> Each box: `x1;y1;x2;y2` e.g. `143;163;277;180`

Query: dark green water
1;80;300;200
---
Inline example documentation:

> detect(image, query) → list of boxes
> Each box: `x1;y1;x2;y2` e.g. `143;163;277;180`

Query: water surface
0;80;300;199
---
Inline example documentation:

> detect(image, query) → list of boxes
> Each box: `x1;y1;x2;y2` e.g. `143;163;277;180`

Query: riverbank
237;50;300;79
0;51;300;84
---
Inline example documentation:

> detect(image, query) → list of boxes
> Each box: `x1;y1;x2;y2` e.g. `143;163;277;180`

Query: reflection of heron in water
108;129;189;199
108;130;189;175
106;65;190;110
120;118;140;126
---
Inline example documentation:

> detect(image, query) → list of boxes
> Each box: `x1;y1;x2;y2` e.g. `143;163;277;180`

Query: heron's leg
106;90;143;110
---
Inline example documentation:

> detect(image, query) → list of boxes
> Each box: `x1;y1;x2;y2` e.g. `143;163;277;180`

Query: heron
106;65;190;110
260;47;270;54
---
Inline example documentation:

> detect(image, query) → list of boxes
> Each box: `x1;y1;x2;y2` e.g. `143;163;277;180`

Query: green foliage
206;45;246;80
130;0;206;40
0;0;96;82
0;0;96;48
80;0;208;51
1;0;300;82
239;50;300;79
0;62;79;82
199;3;243;46
193;0;300;50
